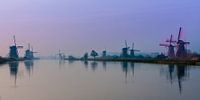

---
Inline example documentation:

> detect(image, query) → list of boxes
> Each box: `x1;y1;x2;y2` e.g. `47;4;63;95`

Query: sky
0;0;199;57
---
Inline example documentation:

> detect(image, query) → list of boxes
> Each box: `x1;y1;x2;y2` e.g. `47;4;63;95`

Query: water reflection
9;61;19;87
82;61;135;79
23;60;192;94
121;62;128;78
121;62;135;79
166;64;189;94
91;61;98;71
68;60;75;65
177;65;189;94
81;61;190;94
168;64;175;84
83;61;106;71
130;62;135;78
83;61;89;69
102;61;107;71
3;60;200;100
58;60;66;69
7;60;192;94
24;60;34;77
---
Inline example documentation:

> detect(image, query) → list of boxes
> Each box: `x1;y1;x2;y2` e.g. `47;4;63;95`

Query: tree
83;52;88;60
90;50;98;59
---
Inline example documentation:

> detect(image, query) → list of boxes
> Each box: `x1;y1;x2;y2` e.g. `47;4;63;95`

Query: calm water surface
0;60;200;100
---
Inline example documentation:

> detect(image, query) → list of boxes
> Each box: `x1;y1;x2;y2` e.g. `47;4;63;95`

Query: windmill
121;40;130;58
160;34;176;59
56;50;65;60
24;43;32;59
9;35;23;60
24;44;38;60
31;46;39;56
102;48;107;58
130;43;140;58
175;27;190;59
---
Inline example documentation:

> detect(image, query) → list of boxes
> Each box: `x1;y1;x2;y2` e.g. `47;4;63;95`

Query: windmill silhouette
121;40;130;58
24;44;38;60
9;35;23;60
160;27;190;59
130;43;140;58
56;50;65;60
175;27;190;59
160;34;176;59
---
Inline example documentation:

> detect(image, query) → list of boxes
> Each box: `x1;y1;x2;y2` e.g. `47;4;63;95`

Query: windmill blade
160;44;169;47
28;43;31;50
17;46;23;48
134;50;140;52
170;34;172;42
169;34;173;44
166;40;177;43
166;35;176;43
125;40;128;48
132;43;134;50
184;42;190;44
178;27;182;41
13;35;17;46
56;52;65;55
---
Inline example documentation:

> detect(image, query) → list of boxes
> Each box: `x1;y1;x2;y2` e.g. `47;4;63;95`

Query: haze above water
0;0;200;56
0;60;200;100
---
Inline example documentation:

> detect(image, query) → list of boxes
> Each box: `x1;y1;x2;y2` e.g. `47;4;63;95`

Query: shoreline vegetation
1;56;200;66
64;57;200;66
0;57;37;65
0;57;10;64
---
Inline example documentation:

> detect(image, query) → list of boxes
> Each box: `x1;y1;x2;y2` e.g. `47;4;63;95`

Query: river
0;60;199;100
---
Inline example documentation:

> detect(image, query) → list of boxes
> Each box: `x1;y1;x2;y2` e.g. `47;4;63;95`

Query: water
0;60;200;100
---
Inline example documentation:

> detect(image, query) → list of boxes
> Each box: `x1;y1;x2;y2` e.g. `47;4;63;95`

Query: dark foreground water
0;60;200;100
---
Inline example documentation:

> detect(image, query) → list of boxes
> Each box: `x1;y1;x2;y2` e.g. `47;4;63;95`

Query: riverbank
0;57;36;64
0;57;11;64
65;57;200;66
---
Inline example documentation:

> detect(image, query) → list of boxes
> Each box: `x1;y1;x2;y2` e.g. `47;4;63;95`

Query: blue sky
0;0;199;56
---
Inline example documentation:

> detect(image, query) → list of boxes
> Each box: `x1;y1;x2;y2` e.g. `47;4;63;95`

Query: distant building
9;46;19;59
121;47;129;58
24;49;34;59
9;36;23;60
102;50;107;57
83;52;88;60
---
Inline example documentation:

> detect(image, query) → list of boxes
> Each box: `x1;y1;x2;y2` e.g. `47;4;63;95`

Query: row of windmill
56;27;192;61
121;40;140;58
9;36;38;60
160;27;190;59
57;40;140;60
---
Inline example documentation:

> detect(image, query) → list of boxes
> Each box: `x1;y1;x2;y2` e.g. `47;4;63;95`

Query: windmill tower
9;36;23;60
130;43;140;58
160;34;176;59
102;48;107;58
57;50;65;60
121;40;130;58
25;43;32;59
176;27;190;59
25;44;38;60
31;46;38;59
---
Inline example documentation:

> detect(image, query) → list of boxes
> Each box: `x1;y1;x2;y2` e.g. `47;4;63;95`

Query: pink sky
0;0;199;57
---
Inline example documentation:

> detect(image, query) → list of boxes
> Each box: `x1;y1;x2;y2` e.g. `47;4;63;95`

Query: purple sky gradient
0;0;199;56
